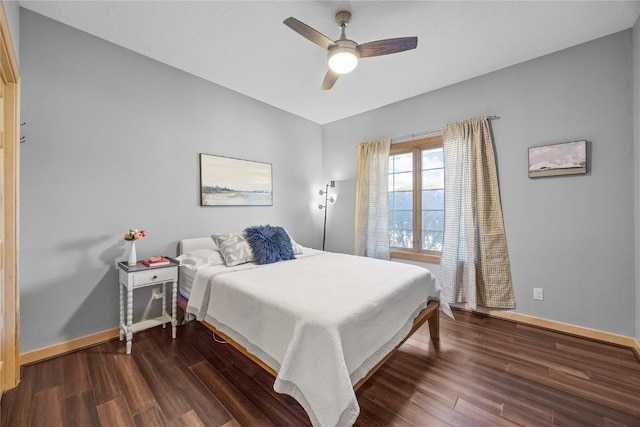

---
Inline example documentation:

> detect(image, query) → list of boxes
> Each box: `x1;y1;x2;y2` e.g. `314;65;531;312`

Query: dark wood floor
2;308;639;427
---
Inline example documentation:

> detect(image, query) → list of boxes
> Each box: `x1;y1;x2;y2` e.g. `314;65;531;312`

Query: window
388;135;443;263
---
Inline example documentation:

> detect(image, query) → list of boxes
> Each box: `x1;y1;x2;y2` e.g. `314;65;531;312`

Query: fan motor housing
329;39;358;54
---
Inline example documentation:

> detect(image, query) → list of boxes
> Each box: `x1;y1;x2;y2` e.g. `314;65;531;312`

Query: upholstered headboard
178;237;217;255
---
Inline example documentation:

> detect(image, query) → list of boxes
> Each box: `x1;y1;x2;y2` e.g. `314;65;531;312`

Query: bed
176;234;451;427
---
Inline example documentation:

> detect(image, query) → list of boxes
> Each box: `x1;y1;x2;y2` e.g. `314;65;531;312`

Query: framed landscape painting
528;140;587;178
200;154;273;206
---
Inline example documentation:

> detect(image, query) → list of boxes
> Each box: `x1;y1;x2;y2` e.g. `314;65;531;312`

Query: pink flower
124;228;147;241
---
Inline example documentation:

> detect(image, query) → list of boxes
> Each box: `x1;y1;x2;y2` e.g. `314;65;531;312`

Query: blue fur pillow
244;225;296;265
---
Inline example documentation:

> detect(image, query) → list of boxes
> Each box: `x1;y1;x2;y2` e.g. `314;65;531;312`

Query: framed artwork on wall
528;140;587;178
199;153;273;206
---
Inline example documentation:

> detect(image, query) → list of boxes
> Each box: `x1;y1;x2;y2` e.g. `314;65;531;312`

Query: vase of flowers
124;228;146;266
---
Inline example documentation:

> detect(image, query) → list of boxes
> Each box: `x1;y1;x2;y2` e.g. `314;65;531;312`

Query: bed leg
428;310;440;340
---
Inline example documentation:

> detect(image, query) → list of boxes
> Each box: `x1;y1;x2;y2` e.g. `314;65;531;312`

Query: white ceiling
19;1;640;125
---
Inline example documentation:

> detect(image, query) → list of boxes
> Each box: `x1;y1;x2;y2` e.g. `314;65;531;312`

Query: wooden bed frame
177;295;439;391
175;236;440;391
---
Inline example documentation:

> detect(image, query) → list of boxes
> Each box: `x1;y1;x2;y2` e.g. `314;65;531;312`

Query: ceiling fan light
328;48;358;74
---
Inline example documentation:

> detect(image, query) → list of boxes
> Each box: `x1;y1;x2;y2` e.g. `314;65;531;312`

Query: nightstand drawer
120;267;178;288
131;268;177;287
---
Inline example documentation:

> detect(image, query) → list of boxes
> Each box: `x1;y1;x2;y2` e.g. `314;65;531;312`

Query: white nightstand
117;259;179;354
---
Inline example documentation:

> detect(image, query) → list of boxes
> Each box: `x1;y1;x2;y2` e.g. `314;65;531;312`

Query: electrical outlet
533;288;544;301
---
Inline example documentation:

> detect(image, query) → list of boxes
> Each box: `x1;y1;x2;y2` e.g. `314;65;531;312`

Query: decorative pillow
283;228;304;255
245;225;295;265
212;232;255;266
176;249;224;269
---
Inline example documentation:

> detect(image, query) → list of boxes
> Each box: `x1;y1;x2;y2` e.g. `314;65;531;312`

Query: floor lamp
318;180;335;251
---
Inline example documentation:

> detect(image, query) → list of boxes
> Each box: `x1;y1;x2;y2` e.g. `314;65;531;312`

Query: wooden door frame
0;2;20;391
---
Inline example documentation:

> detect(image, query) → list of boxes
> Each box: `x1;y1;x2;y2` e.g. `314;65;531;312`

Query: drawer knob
152;275;158;280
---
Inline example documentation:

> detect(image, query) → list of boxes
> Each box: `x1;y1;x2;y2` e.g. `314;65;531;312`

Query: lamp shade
327;40;359;74
328;49;358;74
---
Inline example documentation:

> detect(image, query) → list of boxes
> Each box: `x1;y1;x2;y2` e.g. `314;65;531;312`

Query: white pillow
283;228;304;255
212;232;255;266
176;248;224;269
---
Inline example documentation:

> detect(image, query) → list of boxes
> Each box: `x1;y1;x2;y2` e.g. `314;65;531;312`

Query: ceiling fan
283;11;418;90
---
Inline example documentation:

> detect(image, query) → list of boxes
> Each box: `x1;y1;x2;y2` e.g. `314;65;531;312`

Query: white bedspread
185;250;450;427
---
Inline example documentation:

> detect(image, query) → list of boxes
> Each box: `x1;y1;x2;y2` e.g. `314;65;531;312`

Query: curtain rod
391;115;500;143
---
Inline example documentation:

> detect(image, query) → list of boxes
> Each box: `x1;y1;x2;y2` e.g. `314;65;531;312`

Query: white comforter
185;249;450;427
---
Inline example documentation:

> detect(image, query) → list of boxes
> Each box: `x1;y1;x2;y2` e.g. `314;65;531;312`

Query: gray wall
634;16;640;342
19;10;323;352
323;30;635;337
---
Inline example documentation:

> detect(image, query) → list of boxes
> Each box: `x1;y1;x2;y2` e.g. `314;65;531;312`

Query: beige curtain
354;137;391;259
440;116;515;309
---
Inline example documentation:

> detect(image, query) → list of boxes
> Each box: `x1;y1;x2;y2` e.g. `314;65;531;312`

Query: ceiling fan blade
321;70;339;91
283;17;336;50
358;37;418;58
